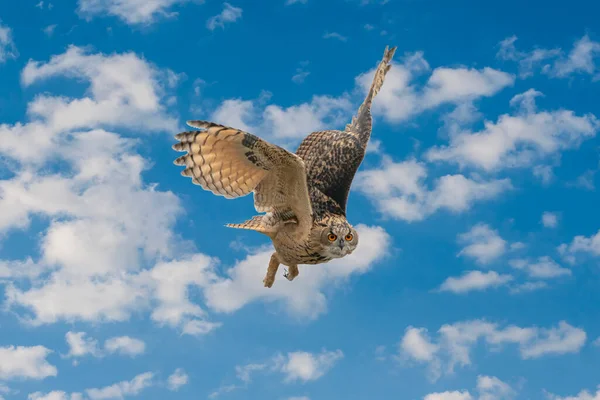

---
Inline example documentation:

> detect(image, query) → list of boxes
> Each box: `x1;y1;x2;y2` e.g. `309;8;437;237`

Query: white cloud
477;375;516;400
424;392;472;400
439;271;513;294
547;386;600;400
149;254;221;335
43;24;57;37
203;224;389;319
65;332;100;359
497;35;600;79
426;89;599;172
558;230;600;264
292;62;310;84
0;346;57;380
210;349;342;397
64;332;145;361
400;327;439;363
355;159;511;222
77;0;196;25
520;321;587;359
29;392;83;400
496;36;561;78
423;375;515;400
457;224;507;264
0;47;222;334
209;52;512;147
0;22;18;63
509;257;571;279
399;320;586;381
323;32;347;42
210;94;353;142
420;67;514;108
167;368;189;391
285;0;307;4
509;281;548;294
206;3;242;31
86;372;154;400
355;52;513;123
103;336;146;357
542;212;559;228
19;46;177;142
279;350;343;383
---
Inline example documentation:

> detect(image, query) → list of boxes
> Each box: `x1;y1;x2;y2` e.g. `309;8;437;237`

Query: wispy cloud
206;3;242;31
323;31;347;42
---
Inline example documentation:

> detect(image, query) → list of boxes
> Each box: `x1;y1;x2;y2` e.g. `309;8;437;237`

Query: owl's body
173;46;396;287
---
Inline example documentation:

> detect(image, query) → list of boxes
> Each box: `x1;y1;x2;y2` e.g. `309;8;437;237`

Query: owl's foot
263;274;275;288
264;252;280;289
283;265;299;282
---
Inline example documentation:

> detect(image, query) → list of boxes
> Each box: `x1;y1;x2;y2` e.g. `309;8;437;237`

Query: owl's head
317;217;358;259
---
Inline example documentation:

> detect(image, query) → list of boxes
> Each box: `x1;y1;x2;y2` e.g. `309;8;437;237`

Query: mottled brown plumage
173;46;396;287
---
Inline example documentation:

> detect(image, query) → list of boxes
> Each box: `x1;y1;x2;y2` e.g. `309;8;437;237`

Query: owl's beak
338;241;344;250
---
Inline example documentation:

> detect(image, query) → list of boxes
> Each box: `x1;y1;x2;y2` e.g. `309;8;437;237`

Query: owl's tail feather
345;45;396;146
226;215;296;237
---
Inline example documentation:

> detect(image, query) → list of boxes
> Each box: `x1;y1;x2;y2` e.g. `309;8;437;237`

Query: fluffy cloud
203;224;390;319
0;346;57;380
423;375;515;400
65;332;101;359
206;3;242;31
29;392;83;400
355;53;514;123
477;375;516;400
438;271;513;294
509;257;571;279
424;391;473;400
355;159;511;222
103;336;146;357
542;212;559;228
426;89;599;172
0;22;18;63
278;350;343;383
208;52;513;146
457;224;507;264
209;94;353;142
65;332;146;361
167;368;189;391
77;0;197;25
547;386;600;400
558;230;600;264
498;35;600;79
0;47;223;334
210;349;342;397
86;372;154;400
399;320;586;381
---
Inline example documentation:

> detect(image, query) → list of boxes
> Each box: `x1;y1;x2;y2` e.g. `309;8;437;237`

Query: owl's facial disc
320;222;358;259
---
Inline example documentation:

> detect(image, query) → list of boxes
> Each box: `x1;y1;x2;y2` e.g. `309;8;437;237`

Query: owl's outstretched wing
296;46;396;215
173;121;313;237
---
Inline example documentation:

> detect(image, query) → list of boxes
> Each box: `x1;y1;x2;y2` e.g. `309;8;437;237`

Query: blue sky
0;0;599;399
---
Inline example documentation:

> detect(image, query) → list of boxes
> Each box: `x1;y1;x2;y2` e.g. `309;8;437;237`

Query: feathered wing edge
345;45;397;146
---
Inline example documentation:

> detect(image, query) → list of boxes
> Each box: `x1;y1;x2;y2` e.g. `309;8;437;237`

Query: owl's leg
283;264;299;281
263;252;280;288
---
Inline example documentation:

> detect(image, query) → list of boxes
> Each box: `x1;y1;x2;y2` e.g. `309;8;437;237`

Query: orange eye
327;233;337;242
345;233;354;241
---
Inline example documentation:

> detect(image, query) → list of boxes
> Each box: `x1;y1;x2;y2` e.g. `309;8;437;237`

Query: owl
173;46;396;287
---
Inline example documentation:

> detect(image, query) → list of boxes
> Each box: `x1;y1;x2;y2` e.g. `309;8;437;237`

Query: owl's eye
345;233;354;241
327;233;337;242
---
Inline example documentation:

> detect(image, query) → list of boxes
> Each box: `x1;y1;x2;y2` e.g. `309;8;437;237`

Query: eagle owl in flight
173;46;396;287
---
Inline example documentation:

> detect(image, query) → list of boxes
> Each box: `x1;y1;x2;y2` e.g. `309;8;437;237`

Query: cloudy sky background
0;0;599;399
